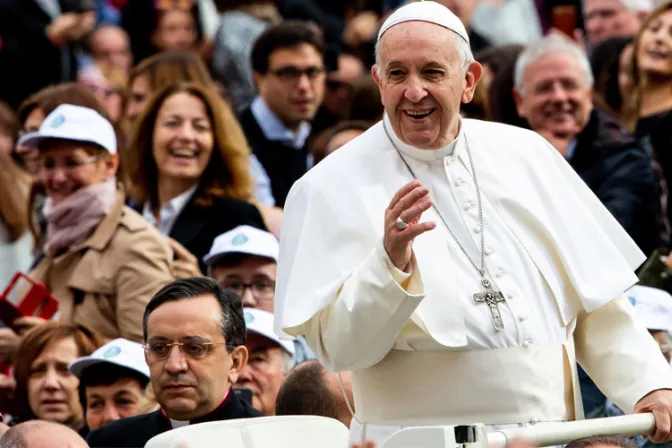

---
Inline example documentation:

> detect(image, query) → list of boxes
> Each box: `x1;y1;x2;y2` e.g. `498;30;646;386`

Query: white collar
142;185;198;235
251;97;311;149
383;112;462;163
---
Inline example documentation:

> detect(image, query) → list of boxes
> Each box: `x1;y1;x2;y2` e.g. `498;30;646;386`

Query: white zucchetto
377;0;470;44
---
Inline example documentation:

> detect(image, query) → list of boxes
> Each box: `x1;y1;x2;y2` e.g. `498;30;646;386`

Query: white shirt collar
250;97;311;149
142;185;198;236
383;112;462;163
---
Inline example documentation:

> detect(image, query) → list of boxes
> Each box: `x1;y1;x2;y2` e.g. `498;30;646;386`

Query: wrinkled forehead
378;21;461;66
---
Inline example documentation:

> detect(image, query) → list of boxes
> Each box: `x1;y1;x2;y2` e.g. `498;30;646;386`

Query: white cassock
275;115;672;445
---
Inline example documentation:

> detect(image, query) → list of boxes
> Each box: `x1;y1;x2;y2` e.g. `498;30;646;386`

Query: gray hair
374;28;474;75
281;350;294;375
514;34;594;92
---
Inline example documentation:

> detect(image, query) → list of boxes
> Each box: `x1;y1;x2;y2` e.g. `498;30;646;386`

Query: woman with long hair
126;82;266;273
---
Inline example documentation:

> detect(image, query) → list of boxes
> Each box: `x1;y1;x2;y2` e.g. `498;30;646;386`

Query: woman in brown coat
15;103;179;344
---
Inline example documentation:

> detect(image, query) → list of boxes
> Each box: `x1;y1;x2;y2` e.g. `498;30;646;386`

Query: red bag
0;272;58;332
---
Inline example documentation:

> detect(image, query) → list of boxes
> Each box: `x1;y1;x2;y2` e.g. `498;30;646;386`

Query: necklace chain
382;119;486;279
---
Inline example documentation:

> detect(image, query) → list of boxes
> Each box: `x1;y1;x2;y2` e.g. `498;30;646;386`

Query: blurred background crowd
1;0;672;445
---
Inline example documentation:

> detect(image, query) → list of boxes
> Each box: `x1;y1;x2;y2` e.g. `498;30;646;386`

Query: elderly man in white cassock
274;1;672;446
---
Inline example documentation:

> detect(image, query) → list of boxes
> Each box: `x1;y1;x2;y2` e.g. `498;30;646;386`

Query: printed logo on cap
628;296;637;306
244;310;254;325
104;346;122;358
51;115;66;128
232;234;248;246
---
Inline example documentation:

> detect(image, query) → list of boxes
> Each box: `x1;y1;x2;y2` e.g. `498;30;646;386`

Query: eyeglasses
221;279;275;300
38;154;105;173
144;340;228;361
270;66;325;84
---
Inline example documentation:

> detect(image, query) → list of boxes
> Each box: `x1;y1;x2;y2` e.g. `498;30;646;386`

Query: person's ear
227;346;248;384
513;87;526;118
103;153;119;178
372;65;382;89
461;61;483;103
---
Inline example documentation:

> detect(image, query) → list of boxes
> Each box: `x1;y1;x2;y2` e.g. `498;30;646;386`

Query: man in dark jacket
239;21;326;207
514;34;663;258
87;278;260;447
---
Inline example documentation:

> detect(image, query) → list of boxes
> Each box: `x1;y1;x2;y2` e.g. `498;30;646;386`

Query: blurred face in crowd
153;10;197;53
152;92;214;192
431;0;477;27
145;294;247;420
79;77;123;124
89;26;133;74
27;337;83;427
373;22;482;149
326;128;365;155
255;44;326;131
85;377;147;430
16;108;45;174
235;333;288;416
39;141;118;205
637;10;672;77
126;74;151;122
514;51;593;142
324;54;364;116
584;0;642;45
212;255;276;313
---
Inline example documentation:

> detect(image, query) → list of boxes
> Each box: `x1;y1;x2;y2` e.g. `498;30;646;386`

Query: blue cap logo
628;296;636;306
244;310;254;325
232;234;248;246
103;346;121;358
50;115;66;129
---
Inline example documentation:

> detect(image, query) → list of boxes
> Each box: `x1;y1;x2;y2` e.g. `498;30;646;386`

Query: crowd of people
0;0;671;446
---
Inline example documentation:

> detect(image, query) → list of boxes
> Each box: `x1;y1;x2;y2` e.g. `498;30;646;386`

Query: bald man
0;421;88;448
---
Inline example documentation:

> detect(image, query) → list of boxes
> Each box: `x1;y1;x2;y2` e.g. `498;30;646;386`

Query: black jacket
238;107;309;208
86;391;261;447
570;109;663;256
134;194;266;273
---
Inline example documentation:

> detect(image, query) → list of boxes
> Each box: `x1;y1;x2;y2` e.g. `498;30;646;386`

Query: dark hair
476;44;526;77
78;363;150;416
347;75;383;122
127;82;254;208
566;435;634;448
275;361;340;419
143;277;246;350
311;120;371;165
0;426;24;448
590;37;632;114
128;52;215;92
17;83;110;125
251;20;325;74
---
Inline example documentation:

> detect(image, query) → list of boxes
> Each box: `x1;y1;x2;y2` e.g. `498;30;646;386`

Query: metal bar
487;414;656;448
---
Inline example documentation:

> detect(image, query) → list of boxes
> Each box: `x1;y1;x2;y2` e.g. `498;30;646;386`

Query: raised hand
384;180;436;272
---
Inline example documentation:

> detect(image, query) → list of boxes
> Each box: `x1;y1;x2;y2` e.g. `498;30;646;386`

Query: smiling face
637;9;672;77
152;92;214;190
514;52;593;140
373;22;482;149
27;337;83;427
39;141;118;205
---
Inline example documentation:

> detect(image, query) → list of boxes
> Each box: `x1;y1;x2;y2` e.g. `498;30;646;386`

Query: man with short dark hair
87;278;260;447
239;20;326;207
275;360;354;428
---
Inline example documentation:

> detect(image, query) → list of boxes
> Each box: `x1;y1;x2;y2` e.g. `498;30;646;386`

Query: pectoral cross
473;278;506;331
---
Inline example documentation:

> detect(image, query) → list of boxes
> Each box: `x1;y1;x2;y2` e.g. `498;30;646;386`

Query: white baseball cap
378;1;470;44
69;338;149;379
204;225;279;267
627;285;672;332
18;104;117;154
243;308;294;356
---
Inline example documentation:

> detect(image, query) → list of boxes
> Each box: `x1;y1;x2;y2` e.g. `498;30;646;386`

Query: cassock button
455;177;465;187
485;247;494;256
506;293;515;299
495;269;505;278
523;340;534;348
473;225;482;234
518;315;529;322
463;202;474;211
445;156;455;165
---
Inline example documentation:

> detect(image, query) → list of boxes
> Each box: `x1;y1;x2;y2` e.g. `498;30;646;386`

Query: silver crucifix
473;278;506;331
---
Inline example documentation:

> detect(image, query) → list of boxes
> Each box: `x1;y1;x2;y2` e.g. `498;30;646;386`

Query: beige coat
29;189;177;342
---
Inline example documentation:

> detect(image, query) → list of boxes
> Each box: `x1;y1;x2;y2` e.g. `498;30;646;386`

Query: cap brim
17;131;112;153
247;328;295;355
203;249;277;266
69;356;150;379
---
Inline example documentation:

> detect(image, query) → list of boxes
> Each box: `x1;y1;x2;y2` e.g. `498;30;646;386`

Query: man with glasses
204;225;315;364
86;278;260;447
235;308;295;416
238;20;326;207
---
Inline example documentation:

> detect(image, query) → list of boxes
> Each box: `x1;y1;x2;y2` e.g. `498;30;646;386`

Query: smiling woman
126;83;267;273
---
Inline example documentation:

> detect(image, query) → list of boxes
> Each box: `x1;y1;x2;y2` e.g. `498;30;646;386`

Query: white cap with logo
627;285;672;332
69;338;149;379
204;225;279;267
18;104;117;154
243;308;294;356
